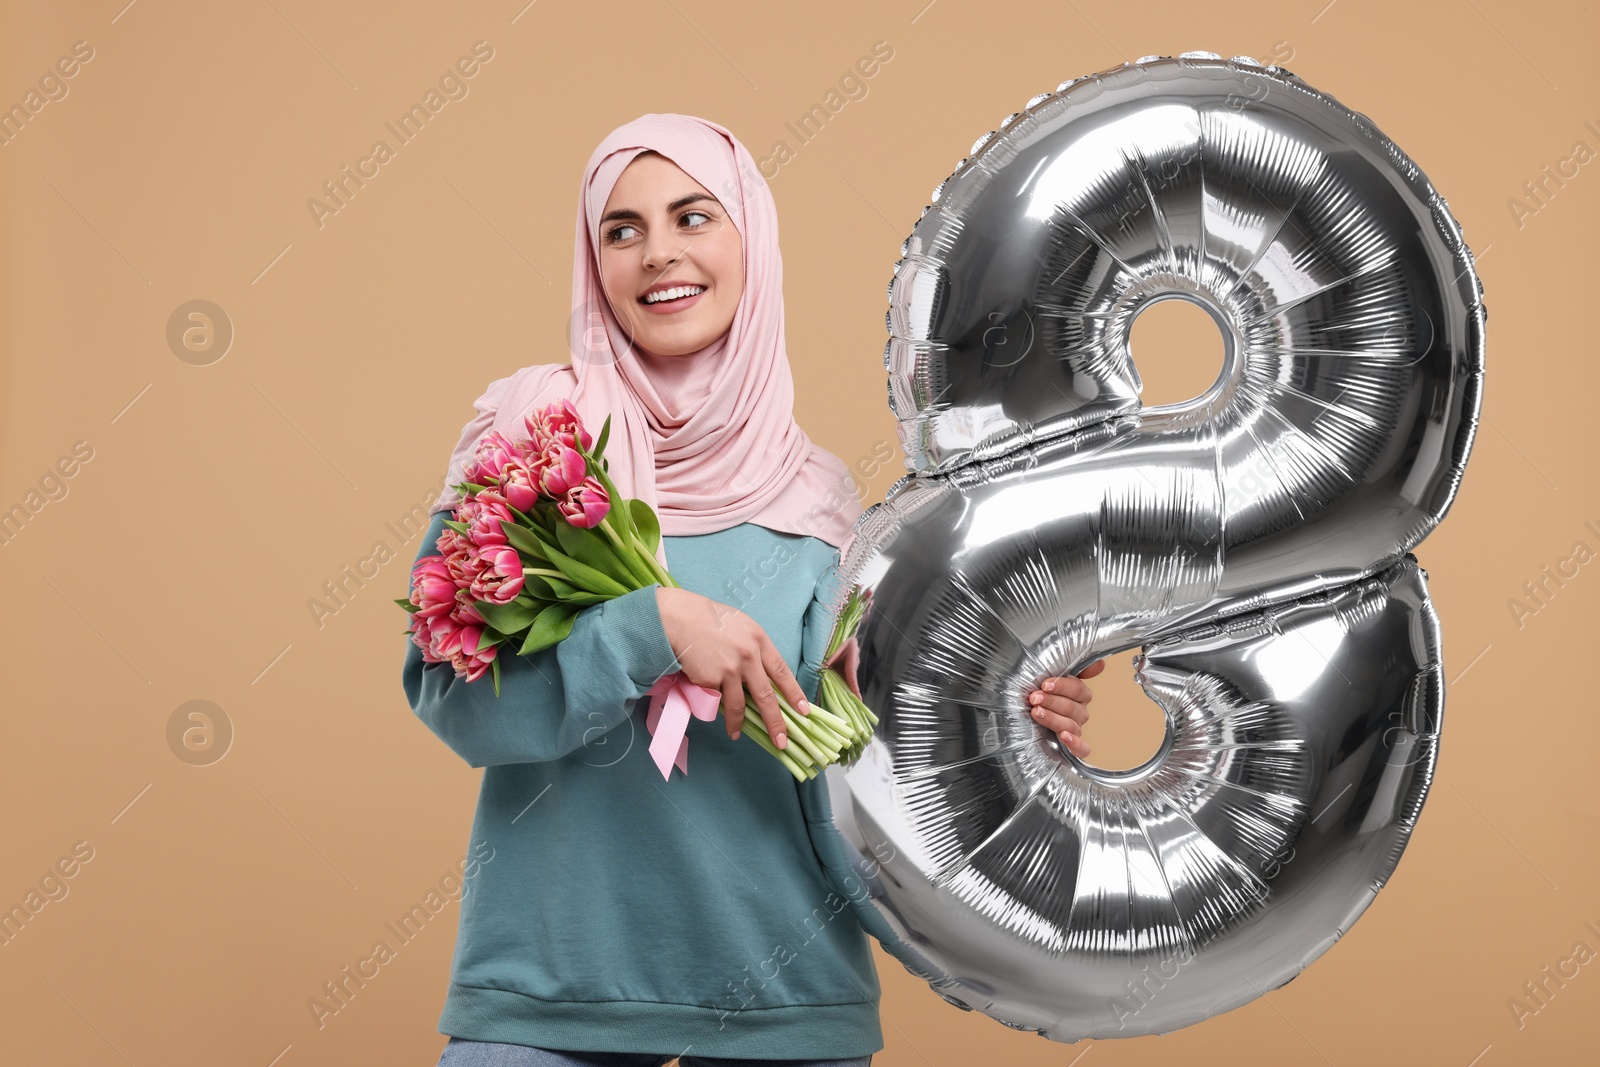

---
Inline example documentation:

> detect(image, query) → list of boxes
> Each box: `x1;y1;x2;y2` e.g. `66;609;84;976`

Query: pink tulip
558;476;611;528
524;399;592;453
408;555;458;618
456;646;496;683
457;494;515;547
409;613;443;662
424;606;469;653
493;465;541;512
428;613;496;681
521;439;562;488
539;444;588;498
463;430;520;486
437;530;477;589
412;606;467;663
469;543;525;604
436;525;469;556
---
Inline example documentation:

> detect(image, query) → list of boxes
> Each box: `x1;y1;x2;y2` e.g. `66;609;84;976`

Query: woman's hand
823;635;861;700
1027;659;1105;759
655;586;810;749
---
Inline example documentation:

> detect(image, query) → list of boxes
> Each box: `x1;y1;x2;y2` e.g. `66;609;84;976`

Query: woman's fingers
1029;670;1094;758
743;650;789;749
1029;690;1090;726
721;675;747;741
1029;701;1091;757
760;636;810;717
1040;673;1094;706
1029;698;1086;735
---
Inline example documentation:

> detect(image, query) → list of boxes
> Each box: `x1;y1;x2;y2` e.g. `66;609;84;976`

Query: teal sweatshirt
401;509;884;1058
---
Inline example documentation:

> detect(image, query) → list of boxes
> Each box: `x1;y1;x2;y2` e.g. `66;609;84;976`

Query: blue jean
434;1038;872;1067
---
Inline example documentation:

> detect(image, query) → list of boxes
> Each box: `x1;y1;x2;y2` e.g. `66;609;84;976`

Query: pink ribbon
644;671;722;780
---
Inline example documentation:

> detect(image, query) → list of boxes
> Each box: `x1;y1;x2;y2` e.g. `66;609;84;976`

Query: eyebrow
599;192;719;227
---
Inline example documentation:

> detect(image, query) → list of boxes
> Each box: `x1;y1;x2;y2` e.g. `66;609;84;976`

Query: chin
643;338;714;358
640;324;725;357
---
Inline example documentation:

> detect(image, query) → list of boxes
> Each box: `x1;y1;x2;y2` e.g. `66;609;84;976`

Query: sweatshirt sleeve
796;545;846;708
400;508;682;768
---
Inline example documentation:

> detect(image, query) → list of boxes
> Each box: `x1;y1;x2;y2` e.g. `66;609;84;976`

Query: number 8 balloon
805;52;1485;1040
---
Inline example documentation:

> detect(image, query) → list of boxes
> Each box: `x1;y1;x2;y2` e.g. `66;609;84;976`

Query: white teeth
643;285;706;304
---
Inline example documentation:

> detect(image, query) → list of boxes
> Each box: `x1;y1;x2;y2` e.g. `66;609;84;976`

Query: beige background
1;1;1594;1064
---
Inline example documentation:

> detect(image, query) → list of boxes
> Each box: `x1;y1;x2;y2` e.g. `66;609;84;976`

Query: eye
603;209;714;246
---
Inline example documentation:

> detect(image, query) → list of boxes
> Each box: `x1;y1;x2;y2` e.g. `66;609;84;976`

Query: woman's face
596;151;744;358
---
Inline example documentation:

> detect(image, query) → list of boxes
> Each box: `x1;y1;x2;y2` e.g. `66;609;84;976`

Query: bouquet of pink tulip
397;399;877;781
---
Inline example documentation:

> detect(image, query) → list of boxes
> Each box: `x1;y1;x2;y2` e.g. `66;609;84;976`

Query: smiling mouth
638;284;708;306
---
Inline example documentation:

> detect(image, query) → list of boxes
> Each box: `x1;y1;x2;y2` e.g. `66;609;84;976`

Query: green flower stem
801;704;853;741
635;537;679;588
794;714;847;756
602;509;676;589
823;591;864;662
739;719;812;781
757;698;833;764
742;694;849;767
823;624;847;664
591;523;652;590
778;716;832;765
581;459;678;591
821;667;878;726
820;672;860;730
505;500;542;528
595;519;657;589
588;463;669;592
773;690;853;750
735;706;817;769
817;671;877;766
588;462;635;539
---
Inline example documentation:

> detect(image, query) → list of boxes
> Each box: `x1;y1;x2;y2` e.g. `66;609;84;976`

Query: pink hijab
428;113;863;571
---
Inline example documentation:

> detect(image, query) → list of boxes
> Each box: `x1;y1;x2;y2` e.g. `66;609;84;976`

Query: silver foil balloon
809;52;1485;1041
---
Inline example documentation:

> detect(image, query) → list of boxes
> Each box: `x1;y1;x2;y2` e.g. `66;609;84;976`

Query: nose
641;230;685;272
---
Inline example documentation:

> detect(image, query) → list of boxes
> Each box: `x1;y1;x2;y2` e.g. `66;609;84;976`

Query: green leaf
474;598;544;634
443;519;471;536
518;602;580;654
555;520;637;590
586;461;638;543
545;542;630;597
395;597;419;613
629;498;661;554
520;573;560;600
539;573;611;605
592;413;611;462
490;657;502;698
500;519;554;560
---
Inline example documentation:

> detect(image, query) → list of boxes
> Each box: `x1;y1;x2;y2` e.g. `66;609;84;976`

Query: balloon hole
1127;295;1229;410
1068;651;1169;775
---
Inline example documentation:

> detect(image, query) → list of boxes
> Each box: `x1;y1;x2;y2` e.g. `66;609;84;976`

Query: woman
403;113;1101;1067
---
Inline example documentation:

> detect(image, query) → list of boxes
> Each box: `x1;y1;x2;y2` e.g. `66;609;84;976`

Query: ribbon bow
644;671;722;780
